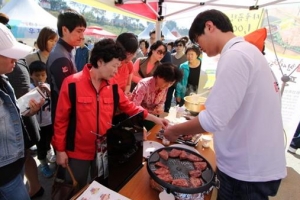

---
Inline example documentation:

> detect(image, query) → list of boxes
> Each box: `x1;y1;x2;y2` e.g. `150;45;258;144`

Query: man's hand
163;124;182;142
56;151;68;168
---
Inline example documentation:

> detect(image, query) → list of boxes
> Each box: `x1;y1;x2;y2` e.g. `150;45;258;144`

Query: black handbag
51;165;79;200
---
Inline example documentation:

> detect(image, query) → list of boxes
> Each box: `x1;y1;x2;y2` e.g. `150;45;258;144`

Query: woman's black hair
148;40;167;57
139;39;150;49
90;38;126;68
185;44;202;57
153;62;183;84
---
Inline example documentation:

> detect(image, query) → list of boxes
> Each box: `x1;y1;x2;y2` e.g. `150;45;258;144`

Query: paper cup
201;135;212;148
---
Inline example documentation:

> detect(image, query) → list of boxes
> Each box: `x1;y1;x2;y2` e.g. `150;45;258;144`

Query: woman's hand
125;91;132;99
155;117;169;129
56;151;68;168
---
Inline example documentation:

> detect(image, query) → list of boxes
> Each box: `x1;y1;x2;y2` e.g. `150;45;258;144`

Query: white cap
0;23;32;59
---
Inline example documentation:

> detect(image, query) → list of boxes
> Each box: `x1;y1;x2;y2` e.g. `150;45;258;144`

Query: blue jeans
217;169;281;200
0;171;30;200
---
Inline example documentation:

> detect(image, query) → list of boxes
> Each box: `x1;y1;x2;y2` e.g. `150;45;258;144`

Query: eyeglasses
156;49;166;55
176;44;183;47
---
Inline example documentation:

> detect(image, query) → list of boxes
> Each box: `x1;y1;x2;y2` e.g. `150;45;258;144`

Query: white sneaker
288;146;297;154
30;145;37;151
47;150;56;163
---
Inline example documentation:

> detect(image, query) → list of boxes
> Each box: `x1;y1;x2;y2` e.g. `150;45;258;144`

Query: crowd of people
0;7;290;200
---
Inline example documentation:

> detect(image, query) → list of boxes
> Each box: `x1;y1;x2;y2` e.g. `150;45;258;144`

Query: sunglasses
156;49;166;55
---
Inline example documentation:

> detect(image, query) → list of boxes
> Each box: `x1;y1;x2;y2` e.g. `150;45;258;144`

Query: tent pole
156;0;164;41
156;20;162;41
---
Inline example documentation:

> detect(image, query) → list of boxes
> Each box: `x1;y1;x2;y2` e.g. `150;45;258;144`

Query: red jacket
52;64;147;160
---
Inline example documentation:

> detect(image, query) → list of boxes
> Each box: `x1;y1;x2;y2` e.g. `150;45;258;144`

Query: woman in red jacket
52;38;168;190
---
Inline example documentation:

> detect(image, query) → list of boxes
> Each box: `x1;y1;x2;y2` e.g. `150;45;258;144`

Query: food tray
147;147;216;194
156;129;201;146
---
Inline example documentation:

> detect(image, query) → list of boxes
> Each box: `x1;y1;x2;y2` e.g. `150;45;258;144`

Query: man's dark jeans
217;169;281;200
290;122;300;148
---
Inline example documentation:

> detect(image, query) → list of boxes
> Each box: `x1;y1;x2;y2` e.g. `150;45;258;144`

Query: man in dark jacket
46;9;86;122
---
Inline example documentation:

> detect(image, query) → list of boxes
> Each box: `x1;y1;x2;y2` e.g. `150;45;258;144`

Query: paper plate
143;141;164;158
169;143;200;154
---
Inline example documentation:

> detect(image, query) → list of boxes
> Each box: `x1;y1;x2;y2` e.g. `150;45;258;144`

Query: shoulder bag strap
66;83;77;151
36;52;42;61
112;84;119;117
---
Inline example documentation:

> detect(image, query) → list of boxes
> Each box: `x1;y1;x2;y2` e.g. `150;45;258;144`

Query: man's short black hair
116;33;138;54
57;9;87;37
189;9;233;43
0;13;9;25
149;29;164;37
29;61;47;75
90;39;126;68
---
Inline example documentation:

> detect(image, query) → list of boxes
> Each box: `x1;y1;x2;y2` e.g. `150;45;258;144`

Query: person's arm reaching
163;116;206;142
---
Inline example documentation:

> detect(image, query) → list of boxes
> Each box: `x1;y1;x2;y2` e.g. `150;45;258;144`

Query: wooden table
118;125;216;200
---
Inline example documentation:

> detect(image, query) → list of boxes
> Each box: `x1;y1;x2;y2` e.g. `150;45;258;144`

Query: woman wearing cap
0;23;42;200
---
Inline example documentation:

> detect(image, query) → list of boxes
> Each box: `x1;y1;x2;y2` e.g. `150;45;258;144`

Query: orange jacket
52;64;147;160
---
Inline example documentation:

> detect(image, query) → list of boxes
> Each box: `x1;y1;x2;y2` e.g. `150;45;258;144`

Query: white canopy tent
0;0;57;38
138;23;178;42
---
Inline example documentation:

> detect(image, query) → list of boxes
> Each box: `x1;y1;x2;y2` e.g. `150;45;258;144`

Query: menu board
76;181;130;200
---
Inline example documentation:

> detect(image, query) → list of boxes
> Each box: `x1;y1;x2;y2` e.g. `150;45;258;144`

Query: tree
69;1;88;14
91;8;106;23
50;0;68;11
